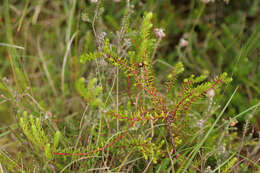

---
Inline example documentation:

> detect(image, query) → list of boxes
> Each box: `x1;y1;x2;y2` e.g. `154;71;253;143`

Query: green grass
0;0;260;172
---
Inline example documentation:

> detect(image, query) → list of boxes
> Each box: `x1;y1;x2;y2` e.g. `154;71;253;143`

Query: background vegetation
0;0;259;172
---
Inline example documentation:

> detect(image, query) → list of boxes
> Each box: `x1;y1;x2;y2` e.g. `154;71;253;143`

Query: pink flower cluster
154;28;166;38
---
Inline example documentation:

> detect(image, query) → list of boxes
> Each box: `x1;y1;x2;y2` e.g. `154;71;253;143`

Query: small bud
205;166;213;173
154;28;165;38
206;88;215;99
124;38;131;47
180;38;188;48
197;119;205;128
90;0;98;3
81;13;90;22
200;0;215;4
224;0;229;4
230;118;238;127
53;131;61;149
231;121;236;127
138;62;144;67
44;143;52;159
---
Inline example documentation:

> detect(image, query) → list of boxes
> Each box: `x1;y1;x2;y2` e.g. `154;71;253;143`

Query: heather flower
201;0;215;3
124;38;131;47
206;88;215;99
197;119;205;129
224;0;230;4
97;32;107;48
154;28;166;38
90;0;98;3
180;38;188;47
205;166;213;173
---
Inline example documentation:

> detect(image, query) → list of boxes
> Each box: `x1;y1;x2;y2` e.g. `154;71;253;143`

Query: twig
61;32;77;93
37;37;57;96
